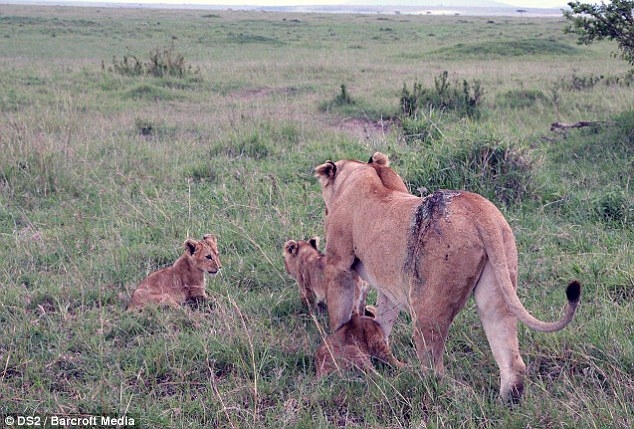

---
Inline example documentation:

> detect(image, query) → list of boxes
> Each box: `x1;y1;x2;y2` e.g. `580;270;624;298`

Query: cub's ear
203;234;217;247
308;236;320;250
184;239;198;255
368;152;389;167
314;161;336;187
364;305;378;319
284;240;299;256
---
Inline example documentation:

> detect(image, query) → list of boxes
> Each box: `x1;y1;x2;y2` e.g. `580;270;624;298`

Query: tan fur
128;234;221;310
315;315;403;378
283;237;370;316
314;152;581;402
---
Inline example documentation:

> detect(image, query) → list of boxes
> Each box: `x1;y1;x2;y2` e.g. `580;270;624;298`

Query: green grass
0;4;633;428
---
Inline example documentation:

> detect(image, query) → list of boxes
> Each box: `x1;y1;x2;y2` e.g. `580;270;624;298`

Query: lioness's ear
284;240;299;256
309;236;320;250
314;161;336;187
369;152;389;167
184;239;198;255
203;234;217;247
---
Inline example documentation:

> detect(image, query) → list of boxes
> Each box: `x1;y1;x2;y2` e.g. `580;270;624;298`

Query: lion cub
315;315;404;378
283;237;370;316
128;234;221;310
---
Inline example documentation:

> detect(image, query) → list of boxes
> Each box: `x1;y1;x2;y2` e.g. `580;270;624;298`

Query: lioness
314;152;581;402
315;314;404;378
128;234;221;310
283;236;371;316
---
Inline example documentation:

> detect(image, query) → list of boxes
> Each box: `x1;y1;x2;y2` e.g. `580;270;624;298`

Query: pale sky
38;0;569;8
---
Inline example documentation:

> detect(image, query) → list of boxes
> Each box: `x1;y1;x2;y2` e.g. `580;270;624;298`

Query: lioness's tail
479;216;581;332
507;279;581;332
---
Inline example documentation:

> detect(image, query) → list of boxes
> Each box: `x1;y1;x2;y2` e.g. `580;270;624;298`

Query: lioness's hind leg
410;281;471;375
412;319;449;375
410;294;452;374
474;263;526;402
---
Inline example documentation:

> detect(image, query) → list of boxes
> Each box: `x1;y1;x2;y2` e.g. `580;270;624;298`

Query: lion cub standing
283;237;370;316
128;234;221;310
315;315;403;378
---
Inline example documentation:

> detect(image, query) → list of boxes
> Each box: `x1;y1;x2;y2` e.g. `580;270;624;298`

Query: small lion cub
315;315;403;378
283;236;370;316
128;234;221;310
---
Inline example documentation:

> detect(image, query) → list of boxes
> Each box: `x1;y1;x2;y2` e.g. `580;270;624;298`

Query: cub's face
283;237;326;306
185;234;221;276
283;237;320;277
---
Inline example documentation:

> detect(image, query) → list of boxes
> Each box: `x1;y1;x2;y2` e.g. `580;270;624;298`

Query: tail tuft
566;280;582;303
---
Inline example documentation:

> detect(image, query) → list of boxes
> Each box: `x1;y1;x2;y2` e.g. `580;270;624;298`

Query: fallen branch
550;120;611;131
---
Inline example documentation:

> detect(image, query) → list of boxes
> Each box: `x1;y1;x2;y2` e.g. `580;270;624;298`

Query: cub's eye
205;255;214;260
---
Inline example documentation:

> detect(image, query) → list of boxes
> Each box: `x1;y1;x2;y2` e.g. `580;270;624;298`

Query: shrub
401;133;533;205
400;71;483;119
335;84;353;106
463;142;532;204
108;54;143;77
563;72;605;91
134;118;154;136
108;43;199;79
319;84;355;113
400;81;422;118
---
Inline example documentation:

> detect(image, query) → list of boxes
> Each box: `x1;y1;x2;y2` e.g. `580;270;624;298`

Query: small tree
563;1;634;65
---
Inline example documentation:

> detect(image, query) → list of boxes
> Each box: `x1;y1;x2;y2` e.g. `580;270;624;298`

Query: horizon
1;0;570;9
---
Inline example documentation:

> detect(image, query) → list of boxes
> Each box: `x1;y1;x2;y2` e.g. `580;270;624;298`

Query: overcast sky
39;0;568;8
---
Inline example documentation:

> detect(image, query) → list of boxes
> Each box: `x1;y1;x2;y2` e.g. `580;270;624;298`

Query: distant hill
341;0;510;6
0;0;564;17
266;1;563;16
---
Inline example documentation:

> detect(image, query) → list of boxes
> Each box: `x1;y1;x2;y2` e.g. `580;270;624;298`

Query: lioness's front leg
325;264;356;332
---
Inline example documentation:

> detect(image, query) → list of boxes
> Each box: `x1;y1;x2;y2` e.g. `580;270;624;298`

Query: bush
401;133;533;205
400;81;421;118
463;142;532;204
335;84;353;106
319;84;355;113
107;43;199;79
400;71;483;119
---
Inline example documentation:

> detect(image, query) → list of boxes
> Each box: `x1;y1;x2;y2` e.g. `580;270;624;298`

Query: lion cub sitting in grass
315;315;404;378
128;234;221;310
283;236;370;316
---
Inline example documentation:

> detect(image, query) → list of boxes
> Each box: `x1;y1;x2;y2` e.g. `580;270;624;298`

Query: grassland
0;4;632;428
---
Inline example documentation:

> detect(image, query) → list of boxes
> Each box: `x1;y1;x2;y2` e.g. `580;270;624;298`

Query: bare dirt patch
337;117;396;140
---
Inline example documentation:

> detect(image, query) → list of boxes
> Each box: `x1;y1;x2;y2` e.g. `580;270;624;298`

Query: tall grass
0;5;632;428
